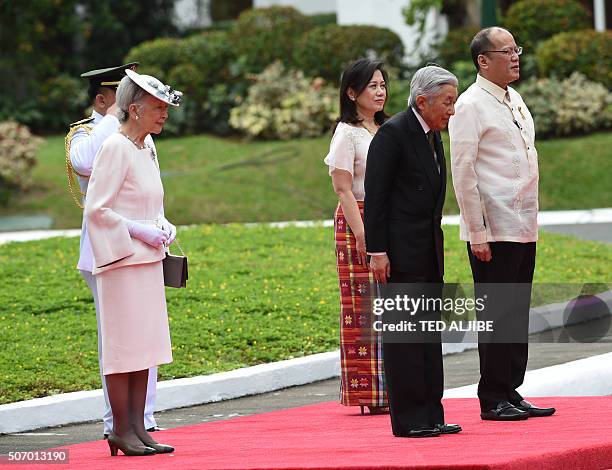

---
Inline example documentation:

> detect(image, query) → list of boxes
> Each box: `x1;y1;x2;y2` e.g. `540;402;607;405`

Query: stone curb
2;208;612;245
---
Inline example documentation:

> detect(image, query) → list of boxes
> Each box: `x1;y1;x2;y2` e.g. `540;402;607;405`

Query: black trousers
382;271;444;435
467;241;536;412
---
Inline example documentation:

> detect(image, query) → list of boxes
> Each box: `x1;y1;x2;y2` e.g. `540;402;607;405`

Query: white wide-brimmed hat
125;69;183;106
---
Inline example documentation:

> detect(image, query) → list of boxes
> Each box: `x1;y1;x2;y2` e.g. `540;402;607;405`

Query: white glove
126;221;167;248
160;217;177;245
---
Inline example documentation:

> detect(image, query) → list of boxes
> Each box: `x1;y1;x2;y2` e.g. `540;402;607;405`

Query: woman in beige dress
85;70;182;457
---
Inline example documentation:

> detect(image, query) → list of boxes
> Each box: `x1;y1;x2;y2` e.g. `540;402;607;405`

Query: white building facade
254;0;336;14
253;0;447;62
336;0;447;62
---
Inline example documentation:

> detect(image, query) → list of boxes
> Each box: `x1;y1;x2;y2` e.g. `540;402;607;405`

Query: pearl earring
135;115;139;120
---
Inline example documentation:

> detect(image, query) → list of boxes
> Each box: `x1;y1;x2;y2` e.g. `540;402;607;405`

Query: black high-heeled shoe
141;441;174;454
107;433;156;456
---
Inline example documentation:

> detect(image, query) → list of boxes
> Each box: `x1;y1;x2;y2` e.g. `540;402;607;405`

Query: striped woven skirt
334;201;387;407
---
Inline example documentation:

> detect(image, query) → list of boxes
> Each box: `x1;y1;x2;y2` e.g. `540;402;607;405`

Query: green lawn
0;224;610;404
1;131;610;229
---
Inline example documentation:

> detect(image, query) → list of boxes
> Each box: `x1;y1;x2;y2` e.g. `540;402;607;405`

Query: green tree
0;0;82;126
0;0;179;132
78;0;178;70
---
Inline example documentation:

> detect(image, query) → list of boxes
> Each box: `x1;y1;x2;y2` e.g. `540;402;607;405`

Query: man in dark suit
364;65;460;438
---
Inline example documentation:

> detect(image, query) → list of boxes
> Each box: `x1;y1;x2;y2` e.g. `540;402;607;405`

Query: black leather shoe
514;400;556;417
146;426;166;432
434;423;462;434
103;433;109;440
397;426;441;438
480;401;529;421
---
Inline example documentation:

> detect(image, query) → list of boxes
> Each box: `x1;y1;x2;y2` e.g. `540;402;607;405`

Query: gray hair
115;75;148;123
408;65;458;108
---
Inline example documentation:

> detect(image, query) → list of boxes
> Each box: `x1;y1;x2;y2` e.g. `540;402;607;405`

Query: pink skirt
97;261;173;374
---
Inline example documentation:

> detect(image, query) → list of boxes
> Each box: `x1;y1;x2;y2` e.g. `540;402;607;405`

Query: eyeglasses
482;46;523;57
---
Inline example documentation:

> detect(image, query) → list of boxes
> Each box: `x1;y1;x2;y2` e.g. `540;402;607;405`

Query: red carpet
4;397;612;470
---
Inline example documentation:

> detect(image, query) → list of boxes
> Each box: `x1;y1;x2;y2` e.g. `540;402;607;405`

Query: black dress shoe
514;400;556;417
103;433;109;440
397;426;441;438
434;423;462;434
480;401;529;421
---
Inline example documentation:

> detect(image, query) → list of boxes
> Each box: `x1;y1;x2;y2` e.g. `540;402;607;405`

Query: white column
594;0;606;31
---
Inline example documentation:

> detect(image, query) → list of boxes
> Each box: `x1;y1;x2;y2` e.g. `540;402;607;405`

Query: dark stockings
106;369;157;448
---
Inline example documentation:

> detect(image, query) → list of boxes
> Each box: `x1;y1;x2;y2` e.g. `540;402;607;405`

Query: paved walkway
543;222;612;244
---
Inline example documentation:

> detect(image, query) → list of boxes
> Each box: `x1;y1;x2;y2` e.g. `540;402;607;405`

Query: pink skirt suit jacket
84;133;173;375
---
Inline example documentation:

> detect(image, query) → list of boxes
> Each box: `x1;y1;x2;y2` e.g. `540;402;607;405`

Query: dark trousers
382;271;444;435
467;241;536;412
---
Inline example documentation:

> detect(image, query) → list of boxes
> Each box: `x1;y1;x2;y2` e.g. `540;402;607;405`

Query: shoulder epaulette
65;118;95;209
69;117;94;128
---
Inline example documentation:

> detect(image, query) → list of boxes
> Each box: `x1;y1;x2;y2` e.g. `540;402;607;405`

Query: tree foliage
0;0;178;133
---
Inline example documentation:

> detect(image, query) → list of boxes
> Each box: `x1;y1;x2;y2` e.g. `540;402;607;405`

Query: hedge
293;24;405;83
229;6;315;73
504;0;591;52
537;30;612;88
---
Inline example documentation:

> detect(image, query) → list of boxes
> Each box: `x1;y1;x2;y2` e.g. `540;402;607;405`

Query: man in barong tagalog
449;27;555;421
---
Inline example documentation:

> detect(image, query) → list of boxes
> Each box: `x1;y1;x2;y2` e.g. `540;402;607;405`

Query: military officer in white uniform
66;63;163;438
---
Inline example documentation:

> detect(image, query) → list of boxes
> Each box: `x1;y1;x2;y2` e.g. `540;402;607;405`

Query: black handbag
163;240;188;288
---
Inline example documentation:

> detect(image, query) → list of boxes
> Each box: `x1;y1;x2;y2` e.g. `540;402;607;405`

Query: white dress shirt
449;74;539;244
69;111;156;272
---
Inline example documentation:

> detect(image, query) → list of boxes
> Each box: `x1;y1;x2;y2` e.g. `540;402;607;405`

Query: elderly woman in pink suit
85;70;182;457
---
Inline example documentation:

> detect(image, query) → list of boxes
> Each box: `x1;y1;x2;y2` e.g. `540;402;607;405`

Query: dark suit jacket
364;108;446;277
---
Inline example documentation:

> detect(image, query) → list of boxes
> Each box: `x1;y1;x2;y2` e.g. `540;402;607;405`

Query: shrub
516;53;540;82
309;13;337;27
183;31;235;84
230;7;315;73
124;37;187;83
0;121;42;205
504;0;590;52
293;24;405;83
229;62;337;140
385;79;410;116
450;60;477;94
537;30;612;88
436;26;479;67
517;72;612;138
167;31;242;134
127;31;246;136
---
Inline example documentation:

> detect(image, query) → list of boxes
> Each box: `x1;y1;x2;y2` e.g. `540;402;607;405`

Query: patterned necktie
427;131;440;173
